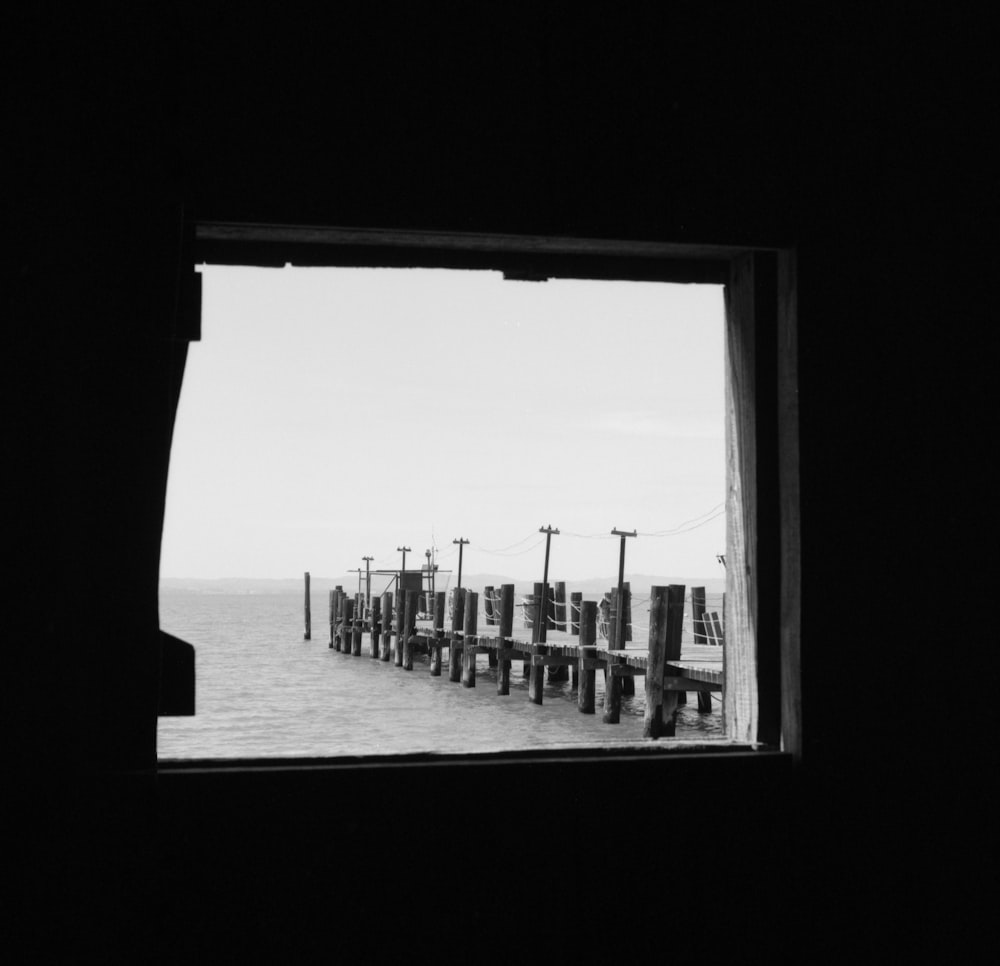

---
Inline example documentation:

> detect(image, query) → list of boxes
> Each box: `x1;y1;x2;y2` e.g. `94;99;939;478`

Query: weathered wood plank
778;246;802;759
724;252;760;744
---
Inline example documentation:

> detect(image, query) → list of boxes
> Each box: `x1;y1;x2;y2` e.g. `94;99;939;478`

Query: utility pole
397;545;411;576
536;525;559;644
453;537;470;591
362;555;374;610
610;528;637;651
352;567;363;598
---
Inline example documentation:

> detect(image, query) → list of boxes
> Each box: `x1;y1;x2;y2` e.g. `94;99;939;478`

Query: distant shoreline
160;574;727;596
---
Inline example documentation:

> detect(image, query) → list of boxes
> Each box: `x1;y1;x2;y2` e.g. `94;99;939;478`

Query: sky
159;265;726;583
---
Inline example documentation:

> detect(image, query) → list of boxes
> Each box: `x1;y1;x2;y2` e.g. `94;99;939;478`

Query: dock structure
315;573;724;738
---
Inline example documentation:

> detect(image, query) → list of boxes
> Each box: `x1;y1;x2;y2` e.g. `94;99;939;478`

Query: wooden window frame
179;223;801;759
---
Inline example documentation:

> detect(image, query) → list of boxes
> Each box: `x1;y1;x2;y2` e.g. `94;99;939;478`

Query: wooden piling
643;587;669;737
578;600;597;714
393;592;404;667
341;598;355;656
603;653;623;723
546;581;569;682
554;581;566;631
328;589;335;647
602;588;621;721
497;583;514;695
530;582;542;630
570;591;582;635
529;644;547;704
484;585;498;666
304;572;311;640
529;582;546;702
380;591;393;661
710;610;725;646
659;584;686;737
461;590;478;687
370;594;381;658
430;591;445;676
448;590;465;683
402;589;416;670
621;583;635;696
332;591;342;650
352;607;363;656
692;586;707;645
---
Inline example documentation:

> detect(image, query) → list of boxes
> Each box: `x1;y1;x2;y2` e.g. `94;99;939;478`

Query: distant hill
160;573;725;597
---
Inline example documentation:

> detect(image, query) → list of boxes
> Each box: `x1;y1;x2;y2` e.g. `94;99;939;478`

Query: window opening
157;238;793;761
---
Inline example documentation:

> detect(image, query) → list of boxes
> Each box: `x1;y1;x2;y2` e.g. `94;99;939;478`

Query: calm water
157;590;723;760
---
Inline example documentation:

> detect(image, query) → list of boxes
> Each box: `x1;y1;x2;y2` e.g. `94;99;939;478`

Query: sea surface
157;589;724;760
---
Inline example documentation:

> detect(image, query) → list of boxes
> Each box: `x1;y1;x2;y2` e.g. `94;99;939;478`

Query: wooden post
334;587;345;649
644;586;669;737
352;606;363;656
461;590;478;687
529;581;546;703
570;591;582;635
603;654;623;723
554;581;566;631
621;582;635;696
380;591;393;661
448;589;465;682
303;572;311;640
342;598;355;656
484;586;498;666
578;600;597;714
660;584;686;737
530;582;542;631
546;581;569;682
393;591;405;667
431;591;445;676
328;589;335;647
697;688;714;713
402;589;416;670
370;594;382;658
603;588;621;723
529;644;547;704
692;586;707;645
332;591;343;651
497;583;514;695
710;610;725;646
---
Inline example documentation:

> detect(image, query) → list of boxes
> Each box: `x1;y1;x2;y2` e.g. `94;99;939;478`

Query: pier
322;578;724;738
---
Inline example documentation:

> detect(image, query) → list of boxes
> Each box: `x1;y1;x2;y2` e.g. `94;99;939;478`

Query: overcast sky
159;265;726;582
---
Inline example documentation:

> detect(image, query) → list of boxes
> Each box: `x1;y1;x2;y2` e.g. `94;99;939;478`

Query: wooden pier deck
412;625;723;690
323;581;723;737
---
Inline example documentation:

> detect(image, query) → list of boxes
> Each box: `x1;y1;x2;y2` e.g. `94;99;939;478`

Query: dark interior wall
6;4;990;956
